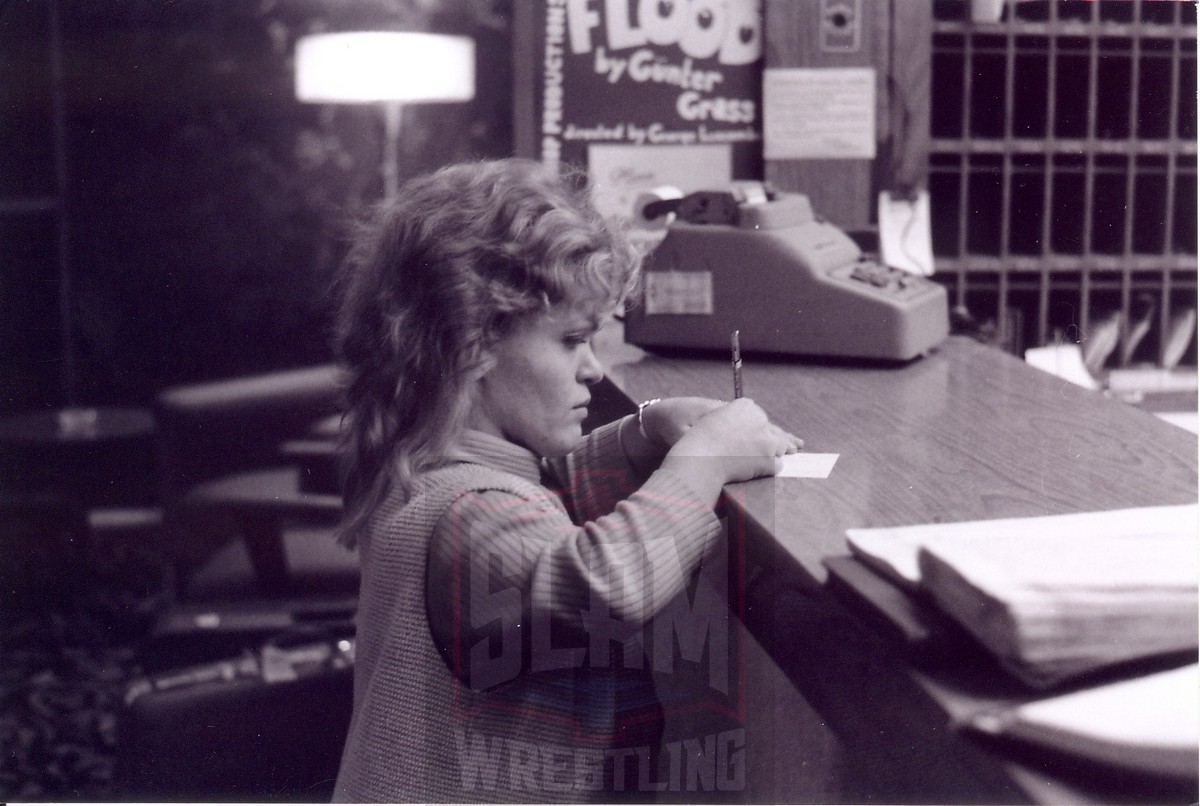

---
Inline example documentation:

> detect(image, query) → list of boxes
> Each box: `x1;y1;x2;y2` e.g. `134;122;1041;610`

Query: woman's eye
565;333;592;347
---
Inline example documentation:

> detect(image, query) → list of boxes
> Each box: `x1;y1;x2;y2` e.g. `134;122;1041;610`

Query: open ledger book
845;504;1199;688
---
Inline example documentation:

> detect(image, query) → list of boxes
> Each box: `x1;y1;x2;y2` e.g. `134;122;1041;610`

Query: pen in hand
731;330;743;399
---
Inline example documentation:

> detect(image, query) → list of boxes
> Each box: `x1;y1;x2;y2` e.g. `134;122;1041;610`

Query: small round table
0;405;158;524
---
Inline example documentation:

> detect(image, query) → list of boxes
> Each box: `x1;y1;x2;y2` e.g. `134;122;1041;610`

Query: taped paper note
778;452;839;479
763;68;876;160
879;190;935;276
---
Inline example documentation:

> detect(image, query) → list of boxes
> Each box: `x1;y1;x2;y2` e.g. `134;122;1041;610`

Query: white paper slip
778;452;839;479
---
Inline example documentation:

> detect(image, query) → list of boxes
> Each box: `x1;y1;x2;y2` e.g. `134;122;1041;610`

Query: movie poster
532;0;764;179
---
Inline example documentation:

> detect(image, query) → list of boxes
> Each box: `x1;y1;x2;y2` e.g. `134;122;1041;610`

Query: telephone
623;184;949;361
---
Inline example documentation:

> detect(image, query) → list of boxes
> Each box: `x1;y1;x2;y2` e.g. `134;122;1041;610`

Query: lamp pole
382;102;402;201
293;31;475;203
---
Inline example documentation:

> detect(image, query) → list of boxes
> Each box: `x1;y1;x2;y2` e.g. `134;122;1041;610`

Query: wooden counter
598;328;1197;803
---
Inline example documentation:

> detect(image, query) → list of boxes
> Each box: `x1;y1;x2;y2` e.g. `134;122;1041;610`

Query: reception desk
599;330;1198;803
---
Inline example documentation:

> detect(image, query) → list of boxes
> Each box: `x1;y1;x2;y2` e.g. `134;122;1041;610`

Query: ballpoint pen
731;330;743;399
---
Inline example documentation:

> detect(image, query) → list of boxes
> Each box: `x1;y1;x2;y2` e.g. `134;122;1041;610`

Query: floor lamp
294;31;476;200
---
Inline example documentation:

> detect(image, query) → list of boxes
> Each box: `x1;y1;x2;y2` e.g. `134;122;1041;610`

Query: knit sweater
333;418;723;803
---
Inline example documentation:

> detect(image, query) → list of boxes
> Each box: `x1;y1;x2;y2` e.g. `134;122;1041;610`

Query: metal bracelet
637;398;661;442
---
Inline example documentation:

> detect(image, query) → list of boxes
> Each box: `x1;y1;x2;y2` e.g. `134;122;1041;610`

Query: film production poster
531;0;765;179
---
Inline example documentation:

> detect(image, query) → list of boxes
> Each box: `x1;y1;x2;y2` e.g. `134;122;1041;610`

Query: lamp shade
295;31;475;104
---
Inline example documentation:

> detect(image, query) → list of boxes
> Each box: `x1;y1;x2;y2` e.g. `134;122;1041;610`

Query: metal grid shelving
928;0;1197;368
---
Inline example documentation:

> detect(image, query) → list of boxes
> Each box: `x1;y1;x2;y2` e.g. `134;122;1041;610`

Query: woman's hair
333;158;640;546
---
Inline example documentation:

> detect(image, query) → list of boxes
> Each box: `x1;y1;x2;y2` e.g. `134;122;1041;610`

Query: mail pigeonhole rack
928;0;1196;372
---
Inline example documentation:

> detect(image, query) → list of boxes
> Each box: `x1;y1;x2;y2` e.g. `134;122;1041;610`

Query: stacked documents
845;504;1199;688
966;663;1199;779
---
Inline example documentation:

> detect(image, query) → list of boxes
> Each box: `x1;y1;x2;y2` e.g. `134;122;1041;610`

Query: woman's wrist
658;452;727;506
618;404;668;476
637;398;662;444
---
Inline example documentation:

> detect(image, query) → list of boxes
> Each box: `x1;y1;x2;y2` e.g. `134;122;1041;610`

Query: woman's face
469;306;605;457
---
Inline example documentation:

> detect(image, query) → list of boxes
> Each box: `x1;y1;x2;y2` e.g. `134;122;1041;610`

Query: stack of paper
967;664;1199;779
845;504;1199;688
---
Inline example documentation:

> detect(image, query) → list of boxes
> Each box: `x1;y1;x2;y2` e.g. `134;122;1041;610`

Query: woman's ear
469;350;498;382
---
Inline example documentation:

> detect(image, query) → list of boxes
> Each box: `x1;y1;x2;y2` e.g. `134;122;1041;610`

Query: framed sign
514;1;765;179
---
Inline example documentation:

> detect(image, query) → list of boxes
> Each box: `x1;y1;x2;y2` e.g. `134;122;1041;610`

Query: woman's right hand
659;398;803;497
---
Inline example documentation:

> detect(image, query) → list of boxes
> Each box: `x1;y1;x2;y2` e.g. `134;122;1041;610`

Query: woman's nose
578;344;604;385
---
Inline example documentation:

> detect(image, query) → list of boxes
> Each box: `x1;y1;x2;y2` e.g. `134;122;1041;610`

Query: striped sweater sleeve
546;416;678;523
425;428;723;690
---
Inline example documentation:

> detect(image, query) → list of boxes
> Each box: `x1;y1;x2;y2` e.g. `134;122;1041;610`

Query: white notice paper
763;68;876;160
778;452;839;479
